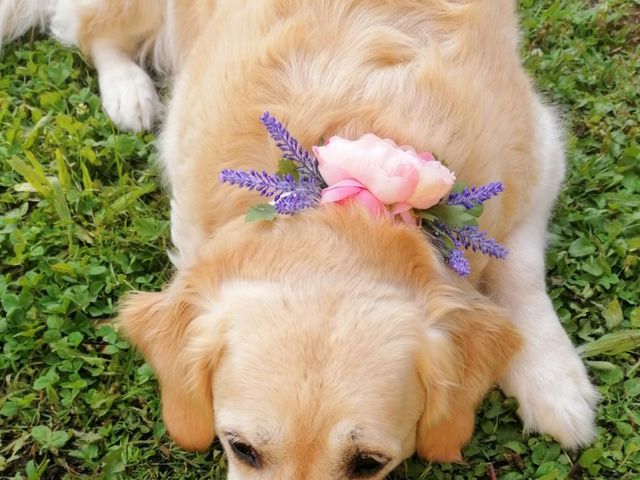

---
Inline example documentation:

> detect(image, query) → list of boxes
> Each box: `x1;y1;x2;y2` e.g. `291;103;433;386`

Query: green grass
0;0;639;478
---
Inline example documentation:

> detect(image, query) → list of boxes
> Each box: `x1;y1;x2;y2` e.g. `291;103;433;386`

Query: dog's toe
99;64;159;132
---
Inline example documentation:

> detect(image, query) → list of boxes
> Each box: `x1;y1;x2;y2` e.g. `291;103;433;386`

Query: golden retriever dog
1;0;599;477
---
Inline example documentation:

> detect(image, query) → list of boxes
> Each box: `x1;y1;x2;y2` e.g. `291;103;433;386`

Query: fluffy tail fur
0;0;53;48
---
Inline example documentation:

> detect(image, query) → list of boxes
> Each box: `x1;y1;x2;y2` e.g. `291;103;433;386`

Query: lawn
0;0;639;479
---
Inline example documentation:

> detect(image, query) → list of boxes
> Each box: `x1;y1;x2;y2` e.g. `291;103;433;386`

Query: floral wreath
220;113;507;276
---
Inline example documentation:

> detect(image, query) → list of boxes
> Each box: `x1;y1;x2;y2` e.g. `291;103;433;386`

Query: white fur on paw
98;64;159;132
501;343;600;449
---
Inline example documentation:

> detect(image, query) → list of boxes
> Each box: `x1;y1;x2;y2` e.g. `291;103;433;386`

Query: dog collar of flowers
220;113;507;276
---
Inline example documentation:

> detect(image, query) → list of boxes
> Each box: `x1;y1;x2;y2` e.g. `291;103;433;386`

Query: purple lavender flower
219;113;326;215
447;182;504;209
260;112;321;186
448;225;508;259
446;249;471;277
219;169;299;198
273;191;318;214
220;168;319;215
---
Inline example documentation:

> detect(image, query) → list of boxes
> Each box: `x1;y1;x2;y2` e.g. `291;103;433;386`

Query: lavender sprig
220;113;326;216
220;169;319;216
447;182;504;209
219;169;298;198
446;225;508;259
273;191;318;214
446;249;471;277
260;112;321;185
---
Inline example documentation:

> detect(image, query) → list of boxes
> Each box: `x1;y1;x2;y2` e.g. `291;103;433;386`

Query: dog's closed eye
347;451;389;478
225;433;262;468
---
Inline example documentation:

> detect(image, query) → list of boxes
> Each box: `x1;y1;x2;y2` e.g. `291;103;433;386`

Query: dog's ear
119;281;224;451
415;285;521;463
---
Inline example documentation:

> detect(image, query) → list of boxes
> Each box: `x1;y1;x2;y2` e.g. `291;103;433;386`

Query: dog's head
120;207;519;478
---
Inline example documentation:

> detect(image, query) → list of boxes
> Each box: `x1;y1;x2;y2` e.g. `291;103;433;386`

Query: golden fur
28;0;597;476
121;208;521;471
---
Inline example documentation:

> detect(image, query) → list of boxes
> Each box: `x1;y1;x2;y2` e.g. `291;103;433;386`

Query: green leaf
80;161;94;191
246;204;277;222
46;316;64;330
534;461;562;479
624;378;640;398
451;182;467;194
39;91;62;108
24;458;49;480
50;430;70;448
55;149;71;190
419;204;478;227
80;146;98;165
578;330;640;358
276;159;300;180
99;448;126;478
467;204;484;218
587;360;624;384
503;440;527;454
51;179;71;222
31;425;51;445
33;370;59;390
417;212;437;223
603;299;623;329
8;154;52;197
579;448;604;468
1;293;20;315
501;474;524;480
88;266;108;276
568;237;596;257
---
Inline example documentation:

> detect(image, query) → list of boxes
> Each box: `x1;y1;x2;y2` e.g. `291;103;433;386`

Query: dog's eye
349;453;388;478
229;439;261;468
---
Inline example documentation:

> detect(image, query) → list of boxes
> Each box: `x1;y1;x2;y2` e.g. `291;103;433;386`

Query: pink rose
313;134;455;219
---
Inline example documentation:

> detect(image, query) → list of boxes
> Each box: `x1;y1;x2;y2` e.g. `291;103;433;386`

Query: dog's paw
501;343;599;448
98;63;159;132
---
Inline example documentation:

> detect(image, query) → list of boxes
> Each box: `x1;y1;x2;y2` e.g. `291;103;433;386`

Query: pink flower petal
320;179;389;219
353;189;389;218
398;209;419;226
407;161;456;209
391;202;418;226
418;152;436;163
390;202;412;215
321;179;366;203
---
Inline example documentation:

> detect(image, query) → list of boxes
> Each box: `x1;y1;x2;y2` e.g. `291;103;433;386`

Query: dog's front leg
53;0;162;132
484;104;599;448
487;216;599;448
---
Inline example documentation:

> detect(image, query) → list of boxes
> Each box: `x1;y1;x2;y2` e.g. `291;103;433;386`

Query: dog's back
155;0;547;269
